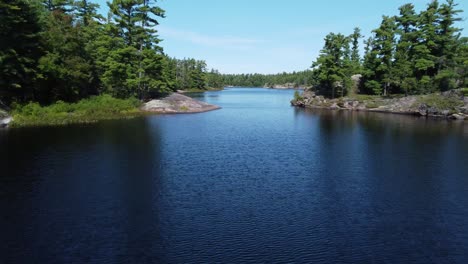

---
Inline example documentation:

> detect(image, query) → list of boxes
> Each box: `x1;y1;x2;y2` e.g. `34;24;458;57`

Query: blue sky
96;0;468;74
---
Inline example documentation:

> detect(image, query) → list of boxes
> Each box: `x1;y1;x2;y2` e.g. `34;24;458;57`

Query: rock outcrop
291;89;468;120
0;108;12;128
141;93;220;114
0;116;12;127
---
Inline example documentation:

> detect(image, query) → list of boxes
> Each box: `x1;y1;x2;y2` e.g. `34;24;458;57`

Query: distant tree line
312;0;467;98
206;71;315;88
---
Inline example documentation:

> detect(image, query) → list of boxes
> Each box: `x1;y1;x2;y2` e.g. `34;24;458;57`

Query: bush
293;90;303;101
416;94;463;110
365;102;380;109
461;88;468;97
11;95;142;127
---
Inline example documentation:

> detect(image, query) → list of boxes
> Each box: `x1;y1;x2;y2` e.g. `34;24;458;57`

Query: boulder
141;93;221;114
450;113;466;120
418;104;428;116
330;103;340;109
0;116;12;128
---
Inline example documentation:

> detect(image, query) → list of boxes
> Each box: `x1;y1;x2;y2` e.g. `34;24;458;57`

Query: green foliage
11;95;141;127
293;91;303;101
1;0;174;108
312;32;353;98
415;93;464;110
461;88;468;96
350;94;381;102
365;102;380;109
350;27;363;73
348;0;465;97
209;71;315;88
167;58;208;91
0;0;43;103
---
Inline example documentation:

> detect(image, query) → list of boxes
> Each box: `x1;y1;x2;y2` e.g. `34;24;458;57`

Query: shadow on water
0;118;166;263
296;109;468;263
1;89;468;263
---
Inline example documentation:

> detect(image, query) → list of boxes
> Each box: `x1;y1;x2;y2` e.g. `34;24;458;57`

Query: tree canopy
0;0;466;105
312;0;466;98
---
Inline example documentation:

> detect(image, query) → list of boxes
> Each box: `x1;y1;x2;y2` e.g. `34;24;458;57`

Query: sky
96;0;468;74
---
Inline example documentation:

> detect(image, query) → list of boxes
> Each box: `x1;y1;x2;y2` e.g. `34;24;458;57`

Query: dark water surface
1;88;468;263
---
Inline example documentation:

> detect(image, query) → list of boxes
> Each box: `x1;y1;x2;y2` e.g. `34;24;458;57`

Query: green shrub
416;94;463;110
461;88;468;97
365;102;380;109
11;95;142;127
293;90;303;101
351;94;380;102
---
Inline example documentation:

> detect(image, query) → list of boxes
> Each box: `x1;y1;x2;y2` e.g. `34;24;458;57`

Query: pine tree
0;0;43;103
433;0;463;90
107;0;168;98
312;33;352;98
73;0;103;25
350;27;363;73
371;16;397;95
394;3;418;95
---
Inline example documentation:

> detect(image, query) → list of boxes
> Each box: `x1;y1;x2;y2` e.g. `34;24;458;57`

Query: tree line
311;0;467;98
206;71;315;88
2;0;466;106
0;0;211;105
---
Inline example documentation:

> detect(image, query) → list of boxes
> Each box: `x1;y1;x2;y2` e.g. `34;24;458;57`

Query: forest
311;0;467;98
0;0;212;105
1;0;467;108
207;71;314;88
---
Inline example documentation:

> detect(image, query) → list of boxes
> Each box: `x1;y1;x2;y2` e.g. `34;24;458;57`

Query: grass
365;102;380;109
11;95;142;127
461;88;468;97
349;94;381;102
415;93;464;111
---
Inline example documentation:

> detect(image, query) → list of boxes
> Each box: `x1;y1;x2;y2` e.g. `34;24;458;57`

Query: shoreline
291;90;468;121
3;92;221;128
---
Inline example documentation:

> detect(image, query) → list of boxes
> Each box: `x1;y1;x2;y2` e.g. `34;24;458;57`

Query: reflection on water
1;88;468;263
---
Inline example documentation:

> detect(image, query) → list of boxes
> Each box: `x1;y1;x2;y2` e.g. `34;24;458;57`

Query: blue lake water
1;88;468;263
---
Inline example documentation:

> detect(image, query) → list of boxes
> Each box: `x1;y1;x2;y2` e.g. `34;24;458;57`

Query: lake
1;88;468;263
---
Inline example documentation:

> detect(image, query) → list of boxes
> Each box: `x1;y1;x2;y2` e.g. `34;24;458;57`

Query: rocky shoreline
141;93;221;114
0;108;12;128
291;89;468;120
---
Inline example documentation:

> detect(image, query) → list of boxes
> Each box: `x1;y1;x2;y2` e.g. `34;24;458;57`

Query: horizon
96;0;468;75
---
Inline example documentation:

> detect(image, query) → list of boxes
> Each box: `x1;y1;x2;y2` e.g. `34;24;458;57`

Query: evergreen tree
73;0;103;25
312;33;352;98
0;0;43;103
373;16;397;96
42;0;72;12
106;0;168;98
433;0;463;90
37;7;95;102
350;27;363;73
394;3;418;95
414;0;439;93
